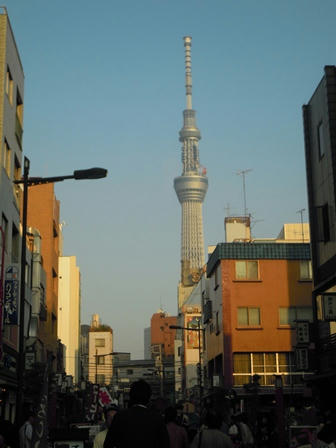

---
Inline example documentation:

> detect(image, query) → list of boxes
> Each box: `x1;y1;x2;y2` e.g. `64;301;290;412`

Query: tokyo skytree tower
174;36;208;288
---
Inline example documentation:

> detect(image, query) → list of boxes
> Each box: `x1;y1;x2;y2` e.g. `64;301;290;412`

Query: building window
52;268;58;292
1;214;8;253
214;266;219;289
126;369;133;375
5;67;13;104
316;204;330;243
95;338;105;347
13;156;21;204
279;307;313;326
317;122;325;159
300;261;312;280
235;261;259;280
4;140;11;177
96;374;105;384
215;311;220;334
15;89;23;148
233;352;295;386
11;224;19;263
237;307;261;326
97;356;105;365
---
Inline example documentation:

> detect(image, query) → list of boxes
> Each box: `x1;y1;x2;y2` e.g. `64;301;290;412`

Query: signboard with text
322;294;336;321
4;266;19;325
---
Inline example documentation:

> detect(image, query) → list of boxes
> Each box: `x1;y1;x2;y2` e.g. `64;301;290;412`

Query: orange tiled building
205;242;313;390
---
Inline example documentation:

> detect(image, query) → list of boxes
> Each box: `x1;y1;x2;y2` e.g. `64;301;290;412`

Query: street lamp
14;156;107;425
170;321;205;411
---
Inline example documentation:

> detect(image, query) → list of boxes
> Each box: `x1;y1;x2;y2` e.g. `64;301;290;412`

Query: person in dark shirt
104;379;169;448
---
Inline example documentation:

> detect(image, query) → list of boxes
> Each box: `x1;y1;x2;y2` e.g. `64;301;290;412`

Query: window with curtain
235;261;259;280
279;307;313;326
300;261;312;280
237;307;261;326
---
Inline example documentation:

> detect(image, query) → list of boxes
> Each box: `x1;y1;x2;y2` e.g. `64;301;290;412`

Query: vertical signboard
4;266;19;325
322;294;336;321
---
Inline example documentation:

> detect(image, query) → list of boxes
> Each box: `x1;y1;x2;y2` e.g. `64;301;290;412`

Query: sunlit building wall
58;256;81;384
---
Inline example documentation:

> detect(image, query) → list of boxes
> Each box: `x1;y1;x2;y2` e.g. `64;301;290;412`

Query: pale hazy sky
6;0;336;358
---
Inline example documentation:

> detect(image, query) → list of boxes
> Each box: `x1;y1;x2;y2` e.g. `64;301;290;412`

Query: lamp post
14;156;107;425
170;321;205;412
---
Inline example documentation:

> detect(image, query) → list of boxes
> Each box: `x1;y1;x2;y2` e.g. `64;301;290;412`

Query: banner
98;386;113;407
32;365;48;448
4;266;19;325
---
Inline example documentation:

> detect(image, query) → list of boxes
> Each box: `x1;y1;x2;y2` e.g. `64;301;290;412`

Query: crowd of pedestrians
1;380;336;448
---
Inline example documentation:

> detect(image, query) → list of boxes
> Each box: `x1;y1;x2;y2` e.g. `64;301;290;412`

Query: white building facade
58;256;81;384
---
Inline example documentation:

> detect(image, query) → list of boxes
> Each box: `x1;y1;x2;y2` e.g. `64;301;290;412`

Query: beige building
88;314;113;385
0;7;24;423
58;256;81;384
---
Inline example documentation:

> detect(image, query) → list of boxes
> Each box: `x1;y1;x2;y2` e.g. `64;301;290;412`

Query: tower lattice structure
174;36;208;292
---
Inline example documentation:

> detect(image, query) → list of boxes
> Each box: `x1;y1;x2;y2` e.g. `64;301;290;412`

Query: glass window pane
288;307;296;325
237;308;248;325
249;308;260;325
279;307;289;325
247;261;258;280
297;307;313;322
233;353;250;373
253;353;264;370
265;353;276;373
278;353;290;372
236;261;246;279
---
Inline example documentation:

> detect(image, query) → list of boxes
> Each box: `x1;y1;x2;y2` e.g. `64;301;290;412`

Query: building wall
27;183;60;367
206;243;313;389
0;9;24;423
58;256;81;383
88;330;113;385
150;312;176;359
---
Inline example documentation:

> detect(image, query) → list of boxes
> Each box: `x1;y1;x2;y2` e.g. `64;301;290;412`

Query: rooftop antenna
236;169;252;217
297;208;306;242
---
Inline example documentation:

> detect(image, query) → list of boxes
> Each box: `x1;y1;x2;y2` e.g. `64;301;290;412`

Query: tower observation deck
174;36;208;290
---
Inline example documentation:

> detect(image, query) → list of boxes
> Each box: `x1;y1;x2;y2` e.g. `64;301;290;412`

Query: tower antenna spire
184;36;192;110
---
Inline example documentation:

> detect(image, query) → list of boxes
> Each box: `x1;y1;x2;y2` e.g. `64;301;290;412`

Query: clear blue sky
6;0;336;358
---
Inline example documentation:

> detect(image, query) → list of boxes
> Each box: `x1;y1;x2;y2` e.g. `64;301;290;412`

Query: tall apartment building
205;240;313;394
27;183;61;370
58;256;81;384
0;7;24;422
303;66;336;410
88;314;113;385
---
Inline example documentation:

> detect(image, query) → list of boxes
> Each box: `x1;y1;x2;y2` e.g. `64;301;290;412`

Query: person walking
165;406;189;448
104;379;169;448
93;404;119;448
19;414;34;448
191;410;233;448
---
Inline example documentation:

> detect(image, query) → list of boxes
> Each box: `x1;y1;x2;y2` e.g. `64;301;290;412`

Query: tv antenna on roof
236;169;252;217
297;208;306;242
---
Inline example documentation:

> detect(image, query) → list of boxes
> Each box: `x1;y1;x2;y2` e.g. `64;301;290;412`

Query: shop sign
322;294;336;321
4;266;19;325
296;321;310;344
